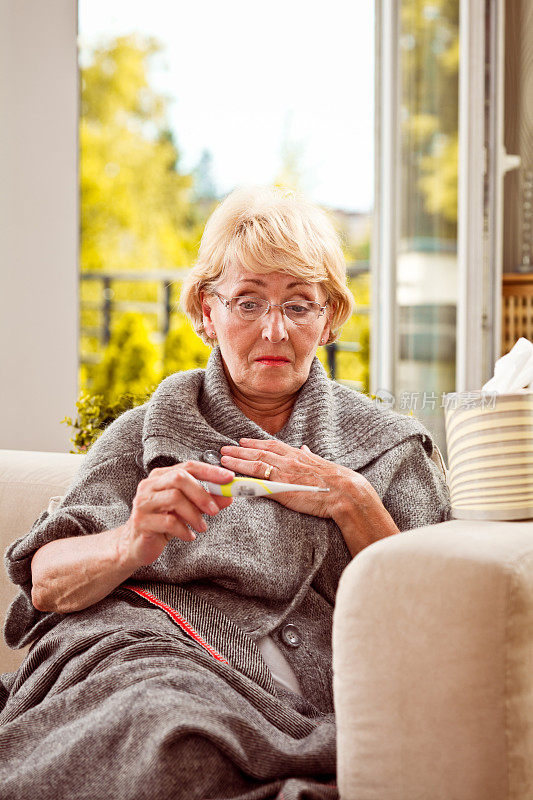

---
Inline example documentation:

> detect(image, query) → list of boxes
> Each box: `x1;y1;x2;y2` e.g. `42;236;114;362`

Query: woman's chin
246;369;301;398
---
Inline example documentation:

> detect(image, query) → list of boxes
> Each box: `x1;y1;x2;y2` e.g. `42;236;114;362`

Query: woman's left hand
219;438;366;519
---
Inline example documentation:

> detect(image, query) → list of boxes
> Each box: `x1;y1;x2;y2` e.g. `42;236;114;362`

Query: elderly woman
0;187;450;800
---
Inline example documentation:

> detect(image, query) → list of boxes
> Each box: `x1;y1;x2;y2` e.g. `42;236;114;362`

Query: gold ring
264;463;273;480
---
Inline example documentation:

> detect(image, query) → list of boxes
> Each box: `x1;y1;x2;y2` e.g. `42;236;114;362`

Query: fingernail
208;501;218;513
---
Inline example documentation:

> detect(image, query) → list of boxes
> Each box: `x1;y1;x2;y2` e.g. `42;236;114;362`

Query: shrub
65;313;211;452
88;312;160;405
61;389;155;454
162;316;211;374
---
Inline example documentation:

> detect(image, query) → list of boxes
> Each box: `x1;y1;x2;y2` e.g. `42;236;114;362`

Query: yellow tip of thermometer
206;477;330;498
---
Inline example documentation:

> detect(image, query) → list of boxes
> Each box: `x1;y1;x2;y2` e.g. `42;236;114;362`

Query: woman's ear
320;301;335;345
200;290;216;339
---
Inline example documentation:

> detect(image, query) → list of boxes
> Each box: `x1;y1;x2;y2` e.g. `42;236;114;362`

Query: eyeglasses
212;292;327;325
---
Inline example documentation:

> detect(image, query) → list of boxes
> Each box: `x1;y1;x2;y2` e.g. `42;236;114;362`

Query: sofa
1;447;532;799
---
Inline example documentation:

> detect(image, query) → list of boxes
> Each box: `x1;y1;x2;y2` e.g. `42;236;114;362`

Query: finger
136;489;208;532
144;469;226;515
300;444;312;453
150;461;235;486
219;455;276;479
237;438;289;456
209;495;233;510
158;513;198;542
183;461;235;484
220;445;283;465
135;511;197;542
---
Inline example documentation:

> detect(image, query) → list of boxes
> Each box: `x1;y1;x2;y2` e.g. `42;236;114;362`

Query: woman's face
200;264;331;402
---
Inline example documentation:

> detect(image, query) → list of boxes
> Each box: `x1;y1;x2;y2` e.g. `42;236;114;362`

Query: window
78;0;375;403
374;0;459;460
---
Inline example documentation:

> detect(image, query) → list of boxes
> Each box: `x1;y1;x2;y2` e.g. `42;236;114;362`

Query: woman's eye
238;298;260;310
287;304;307;314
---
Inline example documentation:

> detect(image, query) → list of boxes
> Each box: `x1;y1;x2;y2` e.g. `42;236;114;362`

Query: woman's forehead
220;264;318;292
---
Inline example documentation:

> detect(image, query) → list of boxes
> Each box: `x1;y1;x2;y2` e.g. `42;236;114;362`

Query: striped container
444;391;533;520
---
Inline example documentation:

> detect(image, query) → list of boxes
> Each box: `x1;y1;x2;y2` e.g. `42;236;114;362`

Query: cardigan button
201;449;222;466
280;624;302;648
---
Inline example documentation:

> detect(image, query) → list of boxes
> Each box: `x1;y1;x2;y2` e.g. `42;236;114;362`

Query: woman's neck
223;365;298;435
232;394;295;435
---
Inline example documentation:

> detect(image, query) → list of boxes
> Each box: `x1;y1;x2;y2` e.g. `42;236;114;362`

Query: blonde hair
180;185;355;344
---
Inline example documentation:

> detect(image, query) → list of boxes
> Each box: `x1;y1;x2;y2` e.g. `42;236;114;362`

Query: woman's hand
120;462;235;567
219;439;357;518
31;461;235;615
220;439;399;556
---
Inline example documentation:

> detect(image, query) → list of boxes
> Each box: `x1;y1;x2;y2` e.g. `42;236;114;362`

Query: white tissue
482;337;533;393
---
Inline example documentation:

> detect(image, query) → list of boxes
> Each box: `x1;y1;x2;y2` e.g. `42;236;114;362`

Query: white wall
0;0;78;452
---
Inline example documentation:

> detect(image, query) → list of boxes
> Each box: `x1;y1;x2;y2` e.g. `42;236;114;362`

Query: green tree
80;35;204;275
80;35;215;397
400;0;459;239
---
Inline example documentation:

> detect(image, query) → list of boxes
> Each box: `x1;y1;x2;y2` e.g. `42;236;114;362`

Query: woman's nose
261;307;289;342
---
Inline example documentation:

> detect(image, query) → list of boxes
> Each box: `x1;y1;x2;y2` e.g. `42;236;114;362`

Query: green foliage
79;34;221;409
80;35;207;276
67;312;212;451
61;390;154;454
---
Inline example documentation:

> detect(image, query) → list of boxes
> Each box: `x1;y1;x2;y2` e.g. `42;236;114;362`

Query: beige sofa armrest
0;449;85;673
333;518;533;800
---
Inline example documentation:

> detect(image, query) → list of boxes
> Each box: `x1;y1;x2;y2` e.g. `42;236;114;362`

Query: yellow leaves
418;134;458;223
81;35;164;128
80;36;202;275
402;114;439;146
162;317;211;375
78;35;216;401
440;37;459;72
398;1;459;234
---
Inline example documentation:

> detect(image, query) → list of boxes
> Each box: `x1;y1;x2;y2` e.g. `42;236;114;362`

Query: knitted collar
141;346;433;474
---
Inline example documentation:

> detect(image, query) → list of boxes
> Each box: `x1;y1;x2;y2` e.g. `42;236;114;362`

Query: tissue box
444;391;533;520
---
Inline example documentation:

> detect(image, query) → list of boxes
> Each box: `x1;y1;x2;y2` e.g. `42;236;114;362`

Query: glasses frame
211;291;328;326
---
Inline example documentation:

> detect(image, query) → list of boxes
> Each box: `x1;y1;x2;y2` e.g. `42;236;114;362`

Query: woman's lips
255;357;290;365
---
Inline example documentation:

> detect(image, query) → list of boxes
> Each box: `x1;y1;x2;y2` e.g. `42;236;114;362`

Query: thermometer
206;477;330;498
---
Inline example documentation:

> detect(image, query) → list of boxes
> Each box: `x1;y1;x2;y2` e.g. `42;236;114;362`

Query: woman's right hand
120;462;235;567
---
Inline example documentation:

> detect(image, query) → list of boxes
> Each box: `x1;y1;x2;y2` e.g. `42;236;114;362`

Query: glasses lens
233;296;268;320
283;301;320;324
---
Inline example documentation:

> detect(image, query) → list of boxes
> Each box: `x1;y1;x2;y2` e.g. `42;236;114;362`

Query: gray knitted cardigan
4;347;451;715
